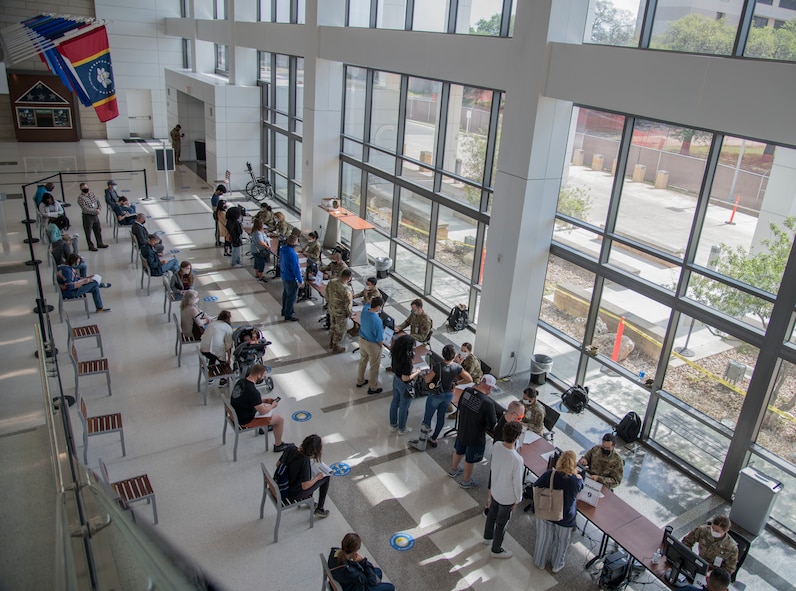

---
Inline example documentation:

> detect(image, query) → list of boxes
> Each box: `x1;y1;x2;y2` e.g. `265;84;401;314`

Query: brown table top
339;216;375;231
319;205;357;219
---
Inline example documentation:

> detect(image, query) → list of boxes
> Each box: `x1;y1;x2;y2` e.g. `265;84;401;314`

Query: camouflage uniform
254;208;274;230
581;445;624;489
397;311;433;342
681;525;739;574
273;219;291;238
301;239;321;266
460;353;483;383
522;399;546;435
326;277;353;348
354;285;379;303
320;259;349;280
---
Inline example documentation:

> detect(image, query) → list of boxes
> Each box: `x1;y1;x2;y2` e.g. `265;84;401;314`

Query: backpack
447;304;469;332
274;461;290;497
615;411;642;443
332;245;350;263
599;549;631;589
561;385;589;414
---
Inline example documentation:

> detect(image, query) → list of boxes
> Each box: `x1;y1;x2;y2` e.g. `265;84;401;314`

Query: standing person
533;450;584;572
326;269;354;354
216;200;231;256
521;387;546;436
226;205;244;268
279;233;303;322
104;179;119;211
170;124;184;163
395;298;433;343
356;296;385;395
57;253;110;313
276;434;332;518
389;334;420;435
328;533;395;591
483;421;525;559
410;344;472;451
230;364;290;452
482;400;525;515
449;375;498;488
578;433;625;490
200;310;234;383
77;182;107;251
681;515;739;575
300;230;321;277
211;185;227;246
249;218;271;283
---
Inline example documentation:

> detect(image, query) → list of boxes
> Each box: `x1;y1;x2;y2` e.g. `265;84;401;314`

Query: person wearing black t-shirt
230;364;290;452
276;434;331;518
449;375;498;489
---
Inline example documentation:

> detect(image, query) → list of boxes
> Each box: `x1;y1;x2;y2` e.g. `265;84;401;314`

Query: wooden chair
70;342;113;397
79;398;124;464
320;553;342;591
215;169;231;189
197;352;234;405
130;231;140;268
57;284;90;323
259;462;314;543
222;397;269;460
140;255;152;295
98;458;158;525
173;313;200;367
65;313;103;356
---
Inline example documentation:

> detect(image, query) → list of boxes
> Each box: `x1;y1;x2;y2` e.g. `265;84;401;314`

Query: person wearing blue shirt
279;233;303;321
356;297;385;394
57;254;110;312
141;235;180;276
34;182;55;206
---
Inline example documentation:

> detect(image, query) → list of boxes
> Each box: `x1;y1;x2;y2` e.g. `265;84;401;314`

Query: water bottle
638;368;646;383
652;549;661;565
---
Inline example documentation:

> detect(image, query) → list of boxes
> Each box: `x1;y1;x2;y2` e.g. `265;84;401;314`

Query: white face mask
711;530;724;539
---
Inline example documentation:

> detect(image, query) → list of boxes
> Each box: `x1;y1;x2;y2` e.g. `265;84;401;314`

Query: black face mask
81;188;90;193
601;448;612;456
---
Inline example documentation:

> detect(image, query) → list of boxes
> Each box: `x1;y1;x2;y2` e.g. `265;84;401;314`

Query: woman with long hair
170;261;194;300
533;450;583;572
180;289;210;339
249;218;271;283
276;434;331;518
389;334;420;435
327;533;395;591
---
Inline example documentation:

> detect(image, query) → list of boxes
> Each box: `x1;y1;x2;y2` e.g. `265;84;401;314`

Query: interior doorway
126;89;153;138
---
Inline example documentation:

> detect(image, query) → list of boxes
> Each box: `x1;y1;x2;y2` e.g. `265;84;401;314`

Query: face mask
711;530;723;539
601;448;612;456
81;188;89;193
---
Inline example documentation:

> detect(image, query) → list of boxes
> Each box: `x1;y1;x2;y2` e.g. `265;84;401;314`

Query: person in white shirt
200;310;234;384
483;421;524;559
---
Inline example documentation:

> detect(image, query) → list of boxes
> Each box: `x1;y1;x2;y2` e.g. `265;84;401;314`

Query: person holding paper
578;433;624;490
681;515;739;575
57;253;111;313
277;434;331;518
521;387;546;436
533;450;584;572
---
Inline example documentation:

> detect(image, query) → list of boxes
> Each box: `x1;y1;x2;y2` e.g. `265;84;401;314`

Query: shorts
454;438;485;464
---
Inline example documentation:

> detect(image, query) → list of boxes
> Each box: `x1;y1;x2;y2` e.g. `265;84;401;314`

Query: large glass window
412;0;447;32
444;85;493;184
349;0;371;27
456;0;506;36
394;245;426;289
365;174;394;233
377;0;407;29
341;163;363;213
435;204;477;281
584;0;642;47
403;77;442;164
397;188;431;255
649;0;744;56
757;359;796;461
370;72;401;154
344;67;367;141
539;254;596;344
746;10;796;62
215;44;228;76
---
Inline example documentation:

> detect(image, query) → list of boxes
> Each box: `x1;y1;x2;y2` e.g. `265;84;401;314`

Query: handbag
404;379;416;399
532;469;564;522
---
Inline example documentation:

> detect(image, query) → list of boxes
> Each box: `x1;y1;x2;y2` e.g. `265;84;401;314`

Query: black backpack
332;245;350;263
274;461;290;497
615;411;642;443
561;385;589;413
599;549;630;589
447;304;469;332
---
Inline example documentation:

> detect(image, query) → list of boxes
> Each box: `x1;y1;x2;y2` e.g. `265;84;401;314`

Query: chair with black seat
539;400;561;443
260;462;315;543
727;529;751;584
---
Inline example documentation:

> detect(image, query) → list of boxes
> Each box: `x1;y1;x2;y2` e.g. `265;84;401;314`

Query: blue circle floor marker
203;295;218;302
169;249;180;254
390;533;415;551
292;411;312;422
329;462;350;476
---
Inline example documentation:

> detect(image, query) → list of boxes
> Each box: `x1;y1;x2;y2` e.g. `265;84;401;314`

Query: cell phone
274;396;281;402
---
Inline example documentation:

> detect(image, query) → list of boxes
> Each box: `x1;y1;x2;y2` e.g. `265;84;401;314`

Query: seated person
521;386;546;436
328;533;395;591
254;202;275;230
180;290;210;340
682;515;739;575
678;566;731;591
396;298;433;342
111;196;137;225
49;218;81;267
170;261;194;300
354;276;379;304
57;253;110;313
141;235;180;276
38;192;67;225
34;182;56;207
271;211;292;238
230;364;290;451
455;342;483;383
276;434;331;518
320;251;349;280
104;179;120;208
200;310;234;385
132;213;164;253
578;433;624;489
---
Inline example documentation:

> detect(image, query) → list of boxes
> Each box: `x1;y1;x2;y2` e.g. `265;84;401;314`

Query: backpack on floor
599;549;631;589
615;411;642;443
332;245;350;263
446;304;469;332
561;384;589;414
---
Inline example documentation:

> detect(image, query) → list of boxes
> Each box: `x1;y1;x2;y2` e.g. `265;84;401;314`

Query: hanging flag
56;26;118;122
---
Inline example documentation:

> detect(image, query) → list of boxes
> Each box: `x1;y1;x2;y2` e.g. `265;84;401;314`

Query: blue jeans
68;282;103;309
390;374;413;430
423;390;453;440
231;245;241;266
162;258;180;275
281;280;299;318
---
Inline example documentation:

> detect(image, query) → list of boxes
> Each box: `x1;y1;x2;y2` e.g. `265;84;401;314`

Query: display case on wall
7;71;80;141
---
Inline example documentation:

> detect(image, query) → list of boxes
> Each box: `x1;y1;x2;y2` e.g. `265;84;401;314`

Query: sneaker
460;479;479;489
257;277;269;283
389;425;398;433
97;244;109;249
356;380;368;388
313;507;330;518
367;388;383;395
448;467;464;478
231;263;243;268
285;316;299;322
484;538;492;546
427;438;437;448
223;253;231;257
490;548;513;559
219;378;228;386
397;427;413;435
273;442;293;452
95;307;111;313
552;564;564;574
99;282;111;288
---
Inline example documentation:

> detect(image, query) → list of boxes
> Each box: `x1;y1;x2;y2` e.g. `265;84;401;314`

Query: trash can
729;467;783;536
374;256;392;279
530;354;553;386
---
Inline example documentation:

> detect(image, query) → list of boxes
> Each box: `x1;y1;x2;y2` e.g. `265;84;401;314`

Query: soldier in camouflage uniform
396;298;433;343
521;387;546;436
320;251;349;280
456;342;483;383
681;515;739;575
326;269;353;354
354;276;379;303
578;433;624;489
